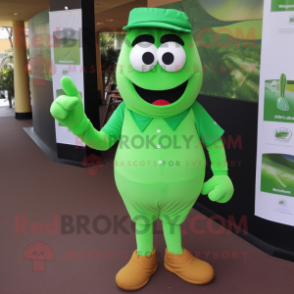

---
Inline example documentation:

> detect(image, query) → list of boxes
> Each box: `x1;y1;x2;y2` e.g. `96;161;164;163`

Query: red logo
23;241;54;272
82;154;104;175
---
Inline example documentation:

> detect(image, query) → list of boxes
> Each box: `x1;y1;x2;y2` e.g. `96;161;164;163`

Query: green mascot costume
50;8;234;290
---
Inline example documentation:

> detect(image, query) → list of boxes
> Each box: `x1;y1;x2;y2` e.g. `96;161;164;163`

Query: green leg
162;222;183;254
136;223;153;256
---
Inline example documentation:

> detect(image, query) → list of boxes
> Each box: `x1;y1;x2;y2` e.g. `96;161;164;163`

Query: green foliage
99;33;125;95
101;47;120;79
0;49;14;106
279;73;287;98
100;33;125;53
0;67;14;99
100;33;115;53
0;49;13;71
101;47;120;98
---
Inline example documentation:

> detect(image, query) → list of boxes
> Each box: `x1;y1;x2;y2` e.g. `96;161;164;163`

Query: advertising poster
28;10;53;83
49;9;85;146
160;0;263;102
255;0;294;226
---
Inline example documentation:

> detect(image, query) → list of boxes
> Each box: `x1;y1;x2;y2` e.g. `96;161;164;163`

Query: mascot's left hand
201;175;234;203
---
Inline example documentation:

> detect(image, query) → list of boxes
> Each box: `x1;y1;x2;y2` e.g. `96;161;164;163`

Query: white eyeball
129;42;158;72
158;41;186;72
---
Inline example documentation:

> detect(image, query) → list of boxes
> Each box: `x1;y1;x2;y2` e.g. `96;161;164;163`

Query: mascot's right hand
50;76;84;130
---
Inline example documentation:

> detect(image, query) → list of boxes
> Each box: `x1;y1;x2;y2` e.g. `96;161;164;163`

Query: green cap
123;7;192;33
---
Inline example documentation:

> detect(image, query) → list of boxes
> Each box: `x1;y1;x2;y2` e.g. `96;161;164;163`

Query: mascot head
116;7;203;118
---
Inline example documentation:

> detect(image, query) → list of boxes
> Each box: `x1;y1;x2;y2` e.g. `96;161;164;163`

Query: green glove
50;76;85;130
50;76;117;151
202;175;234;203
201;138;234;203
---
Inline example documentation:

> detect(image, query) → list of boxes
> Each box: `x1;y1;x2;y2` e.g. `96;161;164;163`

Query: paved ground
0;116;294;294
0;99;14;117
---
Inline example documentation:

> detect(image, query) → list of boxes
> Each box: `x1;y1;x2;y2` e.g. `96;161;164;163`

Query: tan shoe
115;248;158;290
164;248;214;284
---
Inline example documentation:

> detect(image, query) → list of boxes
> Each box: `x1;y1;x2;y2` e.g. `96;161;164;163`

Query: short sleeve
101;102;125;141
191;101;224;146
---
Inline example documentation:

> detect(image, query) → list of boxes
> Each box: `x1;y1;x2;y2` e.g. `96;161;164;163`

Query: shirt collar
127;107;191;132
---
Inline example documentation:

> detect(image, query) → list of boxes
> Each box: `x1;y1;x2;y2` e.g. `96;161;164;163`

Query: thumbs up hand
50;76;84;130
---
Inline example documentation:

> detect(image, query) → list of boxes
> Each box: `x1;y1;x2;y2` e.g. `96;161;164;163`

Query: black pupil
162;52;174;65
142;52;154;65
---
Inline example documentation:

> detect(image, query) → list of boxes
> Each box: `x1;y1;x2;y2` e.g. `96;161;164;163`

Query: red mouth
152;99;171;106
133;80;188;106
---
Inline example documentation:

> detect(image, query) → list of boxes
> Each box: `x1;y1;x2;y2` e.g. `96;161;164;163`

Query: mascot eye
129;42;158;72
158;41;186;72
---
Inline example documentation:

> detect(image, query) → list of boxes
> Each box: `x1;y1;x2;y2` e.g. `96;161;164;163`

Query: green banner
271;0;294;11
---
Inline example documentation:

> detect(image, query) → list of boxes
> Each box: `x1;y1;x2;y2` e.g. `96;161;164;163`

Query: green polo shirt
101;101;224;146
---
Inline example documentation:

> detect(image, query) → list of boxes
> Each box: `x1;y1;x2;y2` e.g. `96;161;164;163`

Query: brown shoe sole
116;264;158;291
164;263;214;285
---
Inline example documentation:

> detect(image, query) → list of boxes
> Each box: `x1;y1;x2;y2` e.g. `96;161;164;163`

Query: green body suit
50;8;234;257
102;100;224;226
